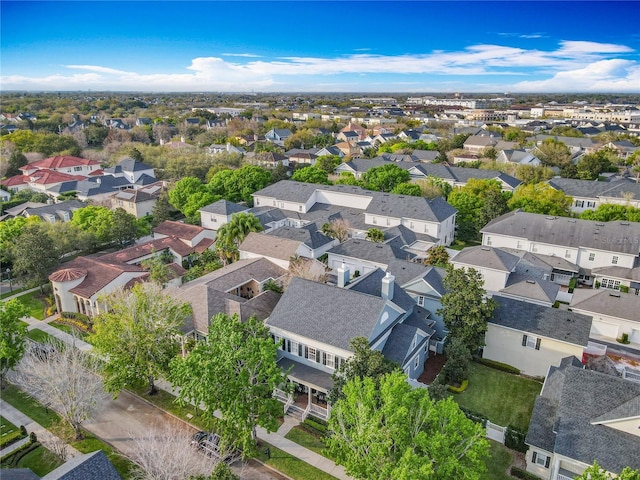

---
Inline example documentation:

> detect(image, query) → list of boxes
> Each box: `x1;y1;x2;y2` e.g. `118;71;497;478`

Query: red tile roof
24;155;100;170
0;175;30;187
49;268;87;282
153;220;205;241
29;170;85;185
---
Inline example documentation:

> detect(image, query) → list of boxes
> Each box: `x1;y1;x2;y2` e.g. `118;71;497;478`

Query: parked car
189;431;242;464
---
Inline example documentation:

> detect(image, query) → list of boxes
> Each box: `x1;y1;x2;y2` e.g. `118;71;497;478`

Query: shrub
595;280;601;289
620;285;629;293
448;379;468;393
474;357;521;375
505;425;528;453
511;466;542;480
552;301;560;308
568;277;577;293
303;417;328;435
29;432;37;443
618;333;630;345
459;406;487;427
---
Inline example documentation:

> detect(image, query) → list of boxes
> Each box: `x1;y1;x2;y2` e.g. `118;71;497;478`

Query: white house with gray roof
252;180;457;245
481;211;640;287
266;268;435;421
483;296;592;377
199;199;249;232
548;177;640;214
525;359;640;479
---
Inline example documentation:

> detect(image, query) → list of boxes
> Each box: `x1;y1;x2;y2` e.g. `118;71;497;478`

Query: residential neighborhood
2;91;640;480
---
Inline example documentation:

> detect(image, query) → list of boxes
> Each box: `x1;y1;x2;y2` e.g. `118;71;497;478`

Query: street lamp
6;268;12;293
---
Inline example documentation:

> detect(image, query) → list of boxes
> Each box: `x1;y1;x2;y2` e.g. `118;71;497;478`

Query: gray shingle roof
500;275;559;304
267;223;334;250
548;177;635;198
328;238;413;265
452;246;520;272
347;268;415;312
116;157;153;172
481;210;640;255
42;450;121;480
199;199;248;215
277;357;333;391
266;276;387;351
23;199;87;220
571;289;640;322
491;296;592;346
239;232;302;261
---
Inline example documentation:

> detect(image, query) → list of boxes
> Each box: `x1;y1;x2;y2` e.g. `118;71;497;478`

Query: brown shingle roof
153;220;204;240
239;232;301;261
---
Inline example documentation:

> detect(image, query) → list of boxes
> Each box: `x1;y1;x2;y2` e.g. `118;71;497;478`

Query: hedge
474;357;521;375
59;312;93;332
1;440;39;466
303;417;328;436
459;407;487;427
505;425;528;453
511;466;542;480
447;379;469;393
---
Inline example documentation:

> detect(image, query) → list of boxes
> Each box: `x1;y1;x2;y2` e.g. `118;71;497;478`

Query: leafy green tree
0;215;41;266
216;212;263;248
438;265;496;353
91;283;192;396
5;150;28;177
415;176;452;199
366;228;385;243
315;154;342;174
363;164;410;192
111;207;139;248
576;152;612;180
11;224;60;292
0;300;28;389
71;205;114;245
271;163;289;183
574;461;640;480
535;138;572;168
424;245;449;268
151;189;173;226
328;337;399;404
580;204;640;223
141;254;173;285
391;182;422;196
170;314;288;458
168;177;206;212
326;371;489;480
291;165;331;184
507;182;573;216
442;337;472;385
334;172;361;186
221;165;272;205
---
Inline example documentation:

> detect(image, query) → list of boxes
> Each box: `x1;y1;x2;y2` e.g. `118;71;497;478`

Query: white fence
486;420;506;444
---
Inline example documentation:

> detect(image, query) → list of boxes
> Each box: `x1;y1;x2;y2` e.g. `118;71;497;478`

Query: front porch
274;357;333;421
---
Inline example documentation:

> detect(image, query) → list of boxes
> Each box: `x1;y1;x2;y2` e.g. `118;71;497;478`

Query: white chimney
381;271;395;300
181;136;185;143
337;262;350;288
159;138;165;145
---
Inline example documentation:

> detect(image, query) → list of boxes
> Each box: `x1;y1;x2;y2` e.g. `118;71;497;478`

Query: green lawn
12;291;47;320
453;362;542;431
1;444;64;476
0;286;28;300
257;441;337;480
285;425;329;457
0;415;25;448
49;321;89;340
1;384;136;479
484;440;514;480
26;328;54;343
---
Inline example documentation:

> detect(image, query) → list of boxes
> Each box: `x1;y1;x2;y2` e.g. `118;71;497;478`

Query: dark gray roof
24;199;87;221
267;223;334;250
481;210;640;255
548;177;635;198
552;367;640;472
347;268;415;312
491;296;592;346
526;395;559;452
382;323;423;365
1;469;40;480
248;206;288;227
386;259;430;286
116;157;153;172
409;163;521;189
199;199;248;215
41;450;121;480
534;135;594;149
328;238;414;265
266;277;387;351
277;357;333;391
452;246;520;272
500;275;559;304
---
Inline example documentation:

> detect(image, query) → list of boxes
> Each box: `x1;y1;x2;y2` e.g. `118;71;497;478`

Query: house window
565;250;571;259
288;340;300;356
532;451;550;468
532;244;538;252
589;253;595;261
256;199;260;205
386;218;390;226
601;278;620;290
323;352;334;368
74;166;83;172
279;202;284;208
575;200;584;208
486;236;492;246
410;222;415;229
516;240;523;249
612;256;618;265
417;295;425;306
414;356;420;369
587;201;596;208
273;200;276;206
306;346;317;363
522;335;541;350
299;205;302;212
373;217;377;225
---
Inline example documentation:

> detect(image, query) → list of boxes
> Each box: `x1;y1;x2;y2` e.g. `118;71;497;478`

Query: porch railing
556;473;573;480
302;404;311;422
309;403;329;420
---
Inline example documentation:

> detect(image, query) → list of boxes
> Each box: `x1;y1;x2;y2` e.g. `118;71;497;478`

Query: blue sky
1;1;639;93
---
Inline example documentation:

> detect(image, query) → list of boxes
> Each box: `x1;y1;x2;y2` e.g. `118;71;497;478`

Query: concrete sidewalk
0;399;81;458
22;321;352;479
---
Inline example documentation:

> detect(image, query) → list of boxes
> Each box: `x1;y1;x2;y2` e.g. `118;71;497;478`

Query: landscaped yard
452;362;542;431
12;291;47;320
26;328;54;343
484;440;515;480
285;425;329;457
0;416;25;448
1;443;64;476
1;384;136;479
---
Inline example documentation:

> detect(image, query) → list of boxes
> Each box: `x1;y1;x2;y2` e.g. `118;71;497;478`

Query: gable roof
266;276;387;351
199;199;249;216
527;365;640;473
500;275;560;304
153;220;205;241
23;199;87;221
491;295;592;346
481;210;640;255
239;232;302;261
114;157;154;172
571;289;640;322
41;450;121;480
548;177;636;198
267;223;334;250
452;246;520;272
347;268;415;312
23;155;100;170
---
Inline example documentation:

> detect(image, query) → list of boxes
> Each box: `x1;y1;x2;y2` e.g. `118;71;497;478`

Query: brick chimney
381;271;395;300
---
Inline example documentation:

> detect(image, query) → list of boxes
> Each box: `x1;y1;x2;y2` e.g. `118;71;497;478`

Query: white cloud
1;40;637;92
512;59;640;92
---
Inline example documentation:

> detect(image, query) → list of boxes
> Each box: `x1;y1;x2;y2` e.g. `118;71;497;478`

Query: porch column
307;388;312;409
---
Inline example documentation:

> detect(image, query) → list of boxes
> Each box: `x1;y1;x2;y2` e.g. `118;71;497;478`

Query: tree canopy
326;370;489;480
0;299;28;389
11;223;60;291
170;314;288;458
438;266;496;353
363;164;410;192
507;182;573;216
91;282;192;396
579;203;640;222
574;461;640;480
291;165;331;184
424;245;449;268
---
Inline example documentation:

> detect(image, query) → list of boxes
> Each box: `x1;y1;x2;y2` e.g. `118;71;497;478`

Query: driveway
83;389;287;479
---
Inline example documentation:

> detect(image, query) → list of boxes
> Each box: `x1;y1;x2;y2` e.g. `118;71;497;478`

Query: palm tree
216;212;264;253
365;228;385;243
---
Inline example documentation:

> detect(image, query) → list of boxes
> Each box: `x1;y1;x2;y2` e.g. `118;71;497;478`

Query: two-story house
266;267;435;421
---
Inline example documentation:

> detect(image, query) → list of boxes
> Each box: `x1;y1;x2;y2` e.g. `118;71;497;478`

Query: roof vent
526;280;536;284
595;223;604;226
609;292;621;298
481;247;491;251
